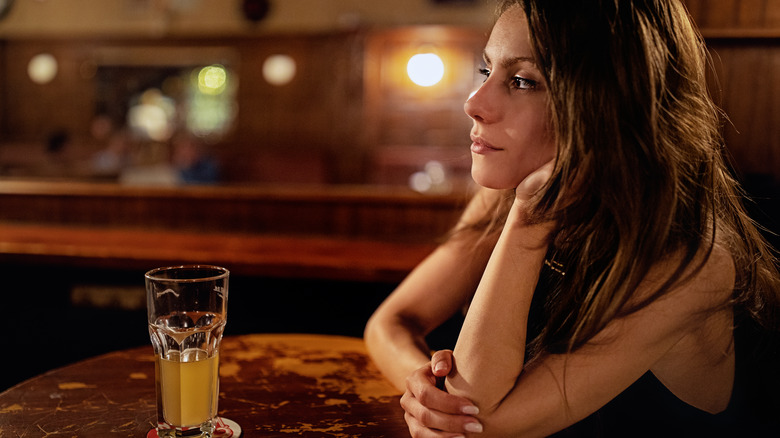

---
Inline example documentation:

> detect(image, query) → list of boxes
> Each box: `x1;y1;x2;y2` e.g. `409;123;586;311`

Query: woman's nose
464;84;497;124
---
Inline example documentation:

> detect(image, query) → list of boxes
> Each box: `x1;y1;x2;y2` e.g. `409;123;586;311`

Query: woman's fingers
516;158;555;202
405;365;478;415
431;349;454;377
402;360;483;435
405;411;466;438
402;390;483;436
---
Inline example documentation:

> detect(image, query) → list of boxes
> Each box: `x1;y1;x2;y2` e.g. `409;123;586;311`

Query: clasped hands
401;350;480;437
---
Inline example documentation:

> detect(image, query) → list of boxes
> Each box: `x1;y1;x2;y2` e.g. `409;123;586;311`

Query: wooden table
0;334;409;437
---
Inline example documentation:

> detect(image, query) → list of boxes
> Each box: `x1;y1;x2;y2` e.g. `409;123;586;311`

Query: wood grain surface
0;334;408;437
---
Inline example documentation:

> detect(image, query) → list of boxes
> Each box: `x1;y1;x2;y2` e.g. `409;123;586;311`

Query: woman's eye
512;76;537;90
478;68;537;90
478;68;490;82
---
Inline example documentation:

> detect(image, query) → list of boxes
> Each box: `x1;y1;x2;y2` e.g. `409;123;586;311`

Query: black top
551;365;777;437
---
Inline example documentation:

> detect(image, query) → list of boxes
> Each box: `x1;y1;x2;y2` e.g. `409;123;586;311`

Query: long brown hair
463;0;780;357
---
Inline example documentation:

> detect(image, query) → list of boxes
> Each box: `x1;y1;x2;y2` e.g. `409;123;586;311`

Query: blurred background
0;0;777;390
0;0;494;188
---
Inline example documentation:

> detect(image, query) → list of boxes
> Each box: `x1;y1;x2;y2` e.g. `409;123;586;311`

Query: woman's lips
470;136;501;154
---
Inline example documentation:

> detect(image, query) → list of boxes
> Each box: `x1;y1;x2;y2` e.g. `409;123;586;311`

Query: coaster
147;417;242;438
213;418;242;437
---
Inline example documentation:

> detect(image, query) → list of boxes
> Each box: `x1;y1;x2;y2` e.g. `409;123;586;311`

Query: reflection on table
0;333;408;437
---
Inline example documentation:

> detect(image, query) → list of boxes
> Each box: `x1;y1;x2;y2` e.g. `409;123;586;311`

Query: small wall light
262;54;296;86
28;53;58;84
407;53;444;87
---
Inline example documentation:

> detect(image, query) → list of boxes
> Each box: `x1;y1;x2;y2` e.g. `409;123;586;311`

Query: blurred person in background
171;133;220;185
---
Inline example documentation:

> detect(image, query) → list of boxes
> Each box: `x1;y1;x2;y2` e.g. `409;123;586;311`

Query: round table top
0;333;409;437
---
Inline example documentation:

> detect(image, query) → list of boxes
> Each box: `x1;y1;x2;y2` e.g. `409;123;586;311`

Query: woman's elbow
444;382;555;437
444;377;507;419
363;311;386;353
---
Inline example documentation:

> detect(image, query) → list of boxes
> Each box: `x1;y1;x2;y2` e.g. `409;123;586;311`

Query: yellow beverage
158;350;219;427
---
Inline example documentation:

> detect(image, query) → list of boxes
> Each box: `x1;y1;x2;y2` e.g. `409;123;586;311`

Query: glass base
147;417;241;438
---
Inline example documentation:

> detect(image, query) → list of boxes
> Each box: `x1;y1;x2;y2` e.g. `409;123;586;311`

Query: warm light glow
409;161;451;194
188;66;237;138
28;53;58;84
129;103;170;141
262;54;297;86
409;171;432;192
127;88;175;142
407;53;444;87
197;65;228;95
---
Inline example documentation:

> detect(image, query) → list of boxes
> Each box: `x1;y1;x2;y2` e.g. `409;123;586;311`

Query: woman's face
465;5;556;190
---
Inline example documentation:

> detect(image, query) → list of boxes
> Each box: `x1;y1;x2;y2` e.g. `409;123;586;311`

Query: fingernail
433;361;447;373
461;405;479;415
465;422;483;433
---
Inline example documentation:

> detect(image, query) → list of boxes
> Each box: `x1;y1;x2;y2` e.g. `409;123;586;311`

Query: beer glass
145;265;229;437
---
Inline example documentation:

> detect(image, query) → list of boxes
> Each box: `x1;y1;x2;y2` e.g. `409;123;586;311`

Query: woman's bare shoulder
643;241;735;312
689;241;735;294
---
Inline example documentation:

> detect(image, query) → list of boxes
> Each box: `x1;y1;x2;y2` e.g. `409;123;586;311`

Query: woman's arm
364;188;503;390
444;199;553;410
444;159;556;410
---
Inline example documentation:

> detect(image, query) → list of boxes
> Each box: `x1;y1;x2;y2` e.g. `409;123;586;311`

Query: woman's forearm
446;206;552;412
365;312;432;391
365;209;500;392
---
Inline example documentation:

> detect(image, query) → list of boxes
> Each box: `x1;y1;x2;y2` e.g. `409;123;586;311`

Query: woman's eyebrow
483;51;536;69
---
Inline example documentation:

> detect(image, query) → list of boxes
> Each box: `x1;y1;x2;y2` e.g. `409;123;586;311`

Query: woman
364;1;780;436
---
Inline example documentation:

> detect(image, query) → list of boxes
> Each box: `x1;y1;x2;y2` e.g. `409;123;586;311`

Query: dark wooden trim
0;222;437;282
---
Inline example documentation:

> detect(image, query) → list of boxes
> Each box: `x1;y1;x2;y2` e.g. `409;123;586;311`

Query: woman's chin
471;168;517;190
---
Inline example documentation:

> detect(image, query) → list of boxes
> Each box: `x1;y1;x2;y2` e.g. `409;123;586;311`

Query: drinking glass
145;265;229;438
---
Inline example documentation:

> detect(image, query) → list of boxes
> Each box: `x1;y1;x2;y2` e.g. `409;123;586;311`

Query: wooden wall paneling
708;42;780;177
686;0;780;34
684;0;780;183
362;27;487;180
229;32;365;184
3;40;95;143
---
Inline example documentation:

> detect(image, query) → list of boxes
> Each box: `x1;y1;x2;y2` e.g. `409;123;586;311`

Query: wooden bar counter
0;334;409;437
0;180;467;239
0;180;465;282
0;222;437;283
